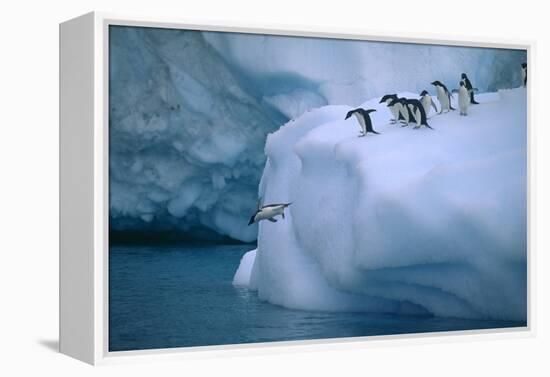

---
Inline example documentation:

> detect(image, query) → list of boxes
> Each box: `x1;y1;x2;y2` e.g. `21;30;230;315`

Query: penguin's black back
463;77;473;90
406;99;430;126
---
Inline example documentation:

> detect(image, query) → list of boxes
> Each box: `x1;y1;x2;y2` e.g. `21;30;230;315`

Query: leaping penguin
431;80;455;113
419;90;438;117
461;73;479;104
248;198;292;225
345;108;380;136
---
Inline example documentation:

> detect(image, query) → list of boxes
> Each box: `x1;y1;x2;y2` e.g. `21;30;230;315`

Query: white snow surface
234;88;527;321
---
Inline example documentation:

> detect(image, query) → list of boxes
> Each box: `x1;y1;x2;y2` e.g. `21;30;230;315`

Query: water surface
109;244;524;351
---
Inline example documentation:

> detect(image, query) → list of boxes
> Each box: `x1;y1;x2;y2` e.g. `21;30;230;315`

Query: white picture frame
59;11;535;365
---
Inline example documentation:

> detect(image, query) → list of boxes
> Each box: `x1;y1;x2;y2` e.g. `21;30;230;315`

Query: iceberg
234;88;527;321
109;25;526;243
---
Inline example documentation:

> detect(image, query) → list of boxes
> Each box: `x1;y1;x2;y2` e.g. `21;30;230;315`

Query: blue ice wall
109;26;526;242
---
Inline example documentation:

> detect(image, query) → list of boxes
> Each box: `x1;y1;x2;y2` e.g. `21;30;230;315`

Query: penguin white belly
395;103;408;123
458;87;470;115
353;112;367;134
389;105;399;120
436;87;449;111
255;206;284;221
421;96;431;115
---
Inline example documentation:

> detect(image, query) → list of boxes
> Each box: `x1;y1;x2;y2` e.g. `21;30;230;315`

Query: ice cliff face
234;88;527;321
109;26;526;242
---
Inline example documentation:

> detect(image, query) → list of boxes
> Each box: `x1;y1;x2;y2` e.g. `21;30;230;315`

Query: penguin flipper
268;218;277;223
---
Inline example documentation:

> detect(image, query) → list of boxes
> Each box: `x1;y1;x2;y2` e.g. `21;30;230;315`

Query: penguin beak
345;111;352;120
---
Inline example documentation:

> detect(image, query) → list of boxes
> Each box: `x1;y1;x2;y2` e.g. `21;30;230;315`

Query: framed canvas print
60;12;533;365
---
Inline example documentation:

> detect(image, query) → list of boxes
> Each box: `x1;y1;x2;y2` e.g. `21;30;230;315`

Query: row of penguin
248;63;527;225
345;62;528;136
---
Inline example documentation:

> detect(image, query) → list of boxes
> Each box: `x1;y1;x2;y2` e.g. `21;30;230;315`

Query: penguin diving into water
248;198;292;225
419;90;439;117
521;63;527;87
461;73;479;104
345;108;380;136
431;80;455;113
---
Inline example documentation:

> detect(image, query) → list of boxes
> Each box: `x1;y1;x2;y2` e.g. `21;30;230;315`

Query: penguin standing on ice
388;98;408;126
461;73;479;104
248;198;292;225
379;94;400;123
345;108;380;136
388;98;416;127
406;99;433;129
419;90;438;117
521;63;527;87
431;81;455;113
452;80;471;116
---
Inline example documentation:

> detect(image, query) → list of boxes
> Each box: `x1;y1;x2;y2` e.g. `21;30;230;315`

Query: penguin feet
413;126;420;129
472;101;480;105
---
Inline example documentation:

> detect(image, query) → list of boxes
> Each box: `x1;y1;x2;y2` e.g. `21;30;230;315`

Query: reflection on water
109;244;524;351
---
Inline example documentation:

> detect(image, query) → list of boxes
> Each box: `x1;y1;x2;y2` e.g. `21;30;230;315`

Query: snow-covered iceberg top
234;88;527;321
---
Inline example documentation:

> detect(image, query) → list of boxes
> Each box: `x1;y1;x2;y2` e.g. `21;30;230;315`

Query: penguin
431;81;455;113
388;98;409;126
419;90;438;116
345;108;380;136
379;94;400;123
248;199;291;225
461;73;479;104
521;63;527;87
388;98;417;127
406;99;433;129
452;80;470;116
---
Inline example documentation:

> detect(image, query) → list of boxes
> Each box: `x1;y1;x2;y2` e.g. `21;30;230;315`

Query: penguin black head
461;73;468;79
345;108;376;120
420;90;429;96
389;98;405;107
459;80;466;87
379;94;398;104
345;110;356;120
521;63;527;68
431;80;442;87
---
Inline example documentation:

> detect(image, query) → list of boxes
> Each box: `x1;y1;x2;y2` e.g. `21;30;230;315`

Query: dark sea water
109;244;525;352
